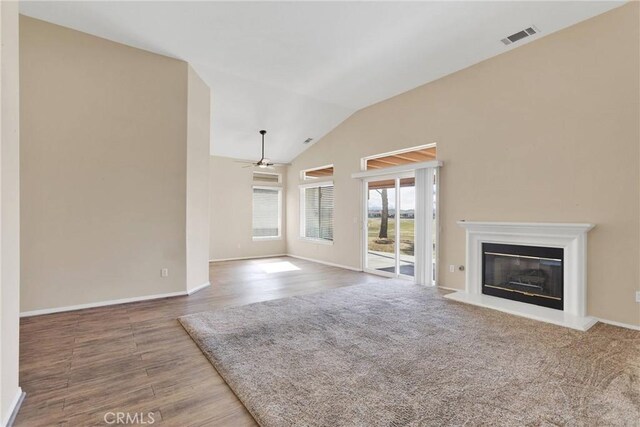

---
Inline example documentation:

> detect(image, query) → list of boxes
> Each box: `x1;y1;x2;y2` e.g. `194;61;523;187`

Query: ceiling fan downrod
260;130;266;165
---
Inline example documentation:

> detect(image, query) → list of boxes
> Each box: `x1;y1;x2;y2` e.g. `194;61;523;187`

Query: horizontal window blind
319;186;333;240
305;187;320;239
253;187;281;238
303;185;334;241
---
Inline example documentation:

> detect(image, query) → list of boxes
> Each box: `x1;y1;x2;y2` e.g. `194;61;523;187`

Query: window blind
304;185;333;241
253;187;280;237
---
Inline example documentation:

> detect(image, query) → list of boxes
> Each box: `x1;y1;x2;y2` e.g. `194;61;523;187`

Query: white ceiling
20;1;624;162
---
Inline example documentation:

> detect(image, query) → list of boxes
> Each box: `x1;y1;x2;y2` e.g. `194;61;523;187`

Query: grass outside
367;218;414;256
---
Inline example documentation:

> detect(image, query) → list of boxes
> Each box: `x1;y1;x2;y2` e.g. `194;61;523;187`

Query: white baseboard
437;285;463;292
209;254;287;263
187;281;210;295
286;254;362;272
20;290;187;317
594;317;640;331
3;387;24;427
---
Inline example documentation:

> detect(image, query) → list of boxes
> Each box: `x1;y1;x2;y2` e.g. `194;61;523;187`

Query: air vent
303;138;313;144
501;26;539;46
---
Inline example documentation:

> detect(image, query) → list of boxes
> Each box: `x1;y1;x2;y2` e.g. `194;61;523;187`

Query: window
301;165;333;180
362;144;436;171
252;186;282;240
300;183;334;242
253;171;281;184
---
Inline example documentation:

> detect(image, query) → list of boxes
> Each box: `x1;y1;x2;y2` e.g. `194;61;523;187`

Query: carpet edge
178;316;268;426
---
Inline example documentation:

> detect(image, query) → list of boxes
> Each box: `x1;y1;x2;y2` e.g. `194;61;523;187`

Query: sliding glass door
365;174;415;278
363;168;438;284
366;179;397;275
399;179;416;277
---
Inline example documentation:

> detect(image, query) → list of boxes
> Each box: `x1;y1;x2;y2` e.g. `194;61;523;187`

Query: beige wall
287;3;640;326
210;155;286;261
186;66;211;292
20;16;210;312
1;1;22;424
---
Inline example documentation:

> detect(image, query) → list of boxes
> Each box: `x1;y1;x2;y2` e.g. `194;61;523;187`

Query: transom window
363;145;436;170
301;164;333;180
253;171;281;184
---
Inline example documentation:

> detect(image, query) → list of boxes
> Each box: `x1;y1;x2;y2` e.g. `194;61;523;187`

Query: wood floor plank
15;256;392;426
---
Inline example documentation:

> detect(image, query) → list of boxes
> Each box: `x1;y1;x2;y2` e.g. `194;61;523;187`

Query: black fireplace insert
482;243;564;310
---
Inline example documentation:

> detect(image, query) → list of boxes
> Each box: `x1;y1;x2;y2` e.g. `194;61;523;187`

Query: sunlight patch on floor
260;261;301;274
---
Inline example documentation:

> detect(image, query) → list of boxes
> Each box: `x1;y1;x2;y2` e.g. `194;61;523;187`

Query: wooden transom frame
304;166;334;178
366;147;436;170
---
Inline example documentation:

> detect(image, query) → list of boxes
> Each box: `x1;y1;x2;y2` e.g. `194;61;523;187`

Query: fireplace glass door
482;243;564;310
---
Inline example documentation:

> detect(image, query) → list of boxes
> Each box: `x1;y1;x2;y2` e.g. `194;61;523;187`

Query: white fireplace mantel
444;221;597;331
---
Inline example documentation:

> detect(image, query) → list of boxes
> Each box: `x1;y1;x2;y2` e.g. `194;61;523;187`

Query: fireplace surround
445;221;596;331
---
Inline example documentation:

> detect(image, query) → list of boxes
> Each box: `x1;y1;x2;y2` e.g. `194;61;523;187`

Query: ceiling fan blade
242;164;256;168
234;160;257;164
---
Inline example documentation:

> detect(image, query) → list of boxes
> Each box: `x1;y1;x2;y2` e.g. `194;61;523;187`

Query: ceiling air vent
501;26;539;46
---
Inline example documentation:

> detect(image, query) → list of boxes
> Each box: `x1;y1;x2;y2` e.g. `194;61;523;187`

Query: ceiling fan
236;130;289;169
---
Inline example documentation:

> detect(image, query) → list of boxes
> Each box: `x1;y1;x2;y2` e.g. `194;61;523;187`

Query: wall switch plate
636;291;640;303
161;268;169;278
449;265;455;273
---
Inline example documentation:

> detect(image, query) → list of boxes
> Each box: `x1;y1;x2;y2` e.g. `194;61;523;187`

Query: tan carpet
179;282;640;426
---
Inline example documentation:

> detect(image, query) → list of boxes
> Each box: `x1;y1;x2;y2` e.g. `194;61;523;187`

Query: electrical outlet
636;291;640;303
161;268;169;278
449;265;455;273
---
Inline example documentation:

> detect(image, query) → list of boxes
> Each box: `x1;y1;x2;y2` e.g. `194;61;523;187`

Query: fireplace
446;221;596;330
482;243;563;310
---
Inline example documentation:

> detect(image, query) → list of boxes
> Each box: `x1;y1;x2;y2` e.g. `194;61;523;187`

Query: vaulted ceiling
20;1;624;162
